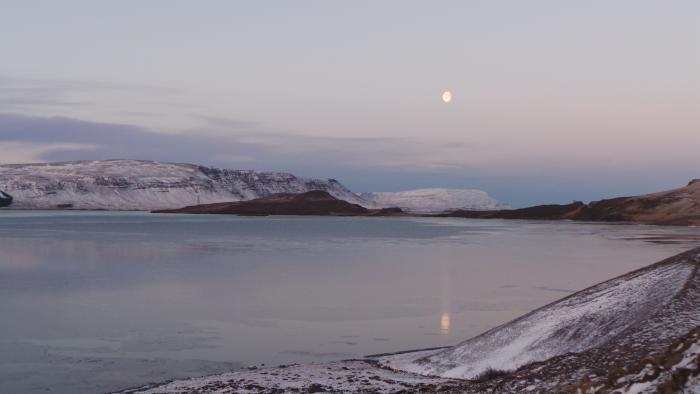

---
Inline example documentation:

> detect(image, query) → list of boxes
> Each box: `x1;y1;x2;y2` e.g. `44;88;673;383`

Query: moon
442;91;452;103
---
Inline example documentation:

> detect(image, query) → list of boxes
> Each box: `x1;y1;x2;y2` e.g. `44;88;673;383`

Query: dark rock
0;191;12;207
154;190;406;217
306;383;328;393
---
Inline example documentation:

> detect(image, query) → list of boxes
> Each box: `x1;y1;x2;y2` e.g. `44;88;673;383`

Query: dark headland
153;190;405;217
153;180;700;226
440;179;700;226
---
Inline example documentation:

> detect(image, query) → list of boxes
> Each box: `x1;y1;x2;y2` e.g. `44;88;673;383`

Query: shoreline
5;207;700;228
119;247;700;393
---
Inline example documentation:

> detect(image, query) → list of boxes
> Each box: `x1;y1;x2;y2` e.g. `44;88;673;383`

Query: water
0;211;698;393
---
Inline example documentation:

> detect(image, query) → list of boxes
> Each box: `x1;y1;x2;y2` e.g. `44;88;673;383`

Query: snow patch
120;360;457;394
359;188;509;213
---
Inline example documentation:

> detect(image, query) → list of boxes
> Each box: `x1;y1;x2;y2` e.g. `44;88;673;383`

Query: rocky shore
443;179;700;226
0;191;12;207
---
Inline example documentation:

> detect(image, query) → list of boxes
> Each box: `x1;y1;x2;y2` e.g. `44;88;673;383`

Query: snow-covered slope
0;160;368;210
592;328;700;393
359;188;509;213
381;247;700;380
120;360;461;394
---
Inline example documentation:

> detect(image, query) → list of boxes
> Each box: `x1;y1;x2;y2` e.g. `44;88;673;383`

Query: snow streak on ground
118;360;459;394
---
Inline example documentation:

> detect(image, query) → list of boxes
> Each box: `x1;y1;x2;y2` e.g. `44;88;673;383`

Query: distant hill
359;188;509;213
154;190;404;216
444;179;700;225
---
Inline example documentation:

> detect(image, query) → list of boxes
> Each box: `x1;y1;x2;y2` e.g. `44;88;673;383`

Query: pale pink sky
1;1;698;205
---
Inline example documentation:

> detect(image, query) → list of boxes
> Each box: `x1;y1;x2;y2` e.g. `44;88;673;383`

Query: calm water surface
0;211;698;393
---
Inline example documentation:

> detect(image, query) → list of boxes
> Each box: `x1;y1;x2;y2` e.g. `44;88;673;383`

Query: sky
1;1;698;206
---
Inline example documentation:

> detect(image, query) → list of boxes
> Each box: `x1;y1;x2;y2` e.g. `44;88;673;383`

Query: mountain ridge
0;160;506;213
444;179;700;225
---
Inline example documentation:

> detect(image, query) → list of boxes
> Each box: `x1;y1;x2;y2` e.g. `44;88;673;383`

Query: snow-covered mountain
359;188;509;213
0;160;512;213
0;160;368;210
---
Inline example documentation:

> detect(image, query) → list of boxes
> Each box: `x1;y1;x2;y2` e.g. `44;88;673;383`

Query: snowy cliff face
381;248;700;380
359;188;509;213
0;160;368;210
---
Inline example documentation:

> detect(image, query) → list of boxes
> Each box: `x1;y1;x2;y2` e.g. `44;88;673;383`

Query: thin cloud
0;113;485;173
0;75;187;123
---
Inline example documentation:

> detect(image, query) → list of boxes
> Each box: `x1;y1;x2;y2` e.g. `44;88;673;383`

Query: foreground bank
120;247;700;393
